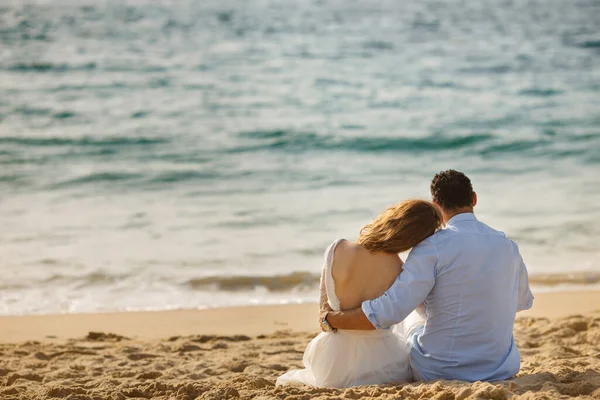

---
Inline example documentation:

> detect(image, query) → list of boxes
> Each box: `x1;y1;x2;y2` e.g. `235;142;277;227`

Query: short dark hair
430;170;474;210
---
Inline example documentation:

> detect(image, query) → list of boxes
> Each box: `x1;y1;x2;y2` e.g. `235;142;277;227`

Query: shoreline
2;290;600;343
2;271;599;317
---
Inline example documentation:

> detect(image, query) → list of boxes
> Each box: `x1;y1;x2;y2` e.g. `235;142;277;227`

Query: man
320;169;534;382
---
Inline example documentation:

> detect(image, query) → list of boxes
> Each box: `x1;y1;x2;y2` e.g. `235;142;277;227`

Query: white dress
276;239;412;388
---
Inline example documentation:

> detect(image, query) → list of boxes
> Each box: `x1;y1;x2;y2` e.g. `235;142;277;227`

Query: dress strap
323;238;345;311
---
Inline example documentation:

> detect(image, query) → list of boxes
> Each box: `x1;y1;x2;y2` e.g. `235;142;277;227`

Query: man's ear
472;192;478;207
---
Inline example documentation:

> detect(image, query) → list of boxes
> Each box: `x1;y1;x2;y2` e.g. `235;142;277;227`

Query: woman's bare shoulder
352;249;403;277
334;239;361;259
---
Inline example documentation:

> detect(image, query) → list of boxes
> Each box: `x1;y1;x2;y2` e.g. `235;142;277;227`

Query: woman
277;200;442;388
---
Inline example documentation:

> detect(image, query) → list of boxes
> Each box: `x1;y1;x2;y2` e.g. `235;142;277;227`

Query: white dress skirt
276;239;412;388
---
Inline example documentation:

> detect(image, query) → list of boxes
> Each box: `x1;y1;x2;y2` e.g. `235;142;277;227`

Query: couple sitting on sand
277;169;534;388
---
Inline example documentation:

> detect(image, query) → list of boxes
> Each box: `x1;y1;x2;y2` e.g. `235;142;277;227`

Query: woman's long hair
358;200;442;254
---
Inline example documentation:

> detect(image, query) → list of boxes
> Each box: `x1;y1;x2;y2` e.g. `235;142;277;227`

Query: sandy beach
1;291;600;400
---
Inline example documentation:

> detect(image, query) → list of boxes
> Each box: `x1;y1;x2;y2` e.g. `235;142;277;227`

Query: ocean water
1;0;599;315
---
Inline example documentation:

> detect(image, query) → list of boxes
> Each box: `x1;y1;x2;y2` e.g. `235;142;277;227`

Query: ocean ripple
234;131;495;153
0;136;169;147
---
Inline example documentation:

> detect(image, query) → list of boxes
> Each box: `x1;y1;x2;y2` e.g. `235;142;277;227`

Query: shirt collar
447;212;477;226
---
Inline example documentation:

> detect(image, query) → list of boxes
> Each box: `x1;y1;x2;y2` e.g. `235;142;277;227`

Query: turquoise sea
1;0;599;314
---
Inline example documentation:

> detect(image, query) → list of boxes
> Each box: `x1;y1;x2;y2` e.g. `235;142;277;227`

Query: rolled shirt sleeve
362;240;438;329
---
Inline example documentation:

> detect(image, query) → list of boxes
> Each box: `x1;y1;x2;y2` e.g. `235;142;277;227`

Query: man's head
430;170;477;222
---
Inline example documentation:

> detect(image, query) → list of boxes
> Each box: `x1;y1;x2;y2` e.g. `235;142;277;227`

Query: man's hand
319;307;337;333
319;301;333;332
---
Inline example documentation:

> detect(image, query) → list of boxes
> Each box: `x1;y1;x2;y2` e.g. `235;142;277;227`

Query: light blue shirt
362;213;534;382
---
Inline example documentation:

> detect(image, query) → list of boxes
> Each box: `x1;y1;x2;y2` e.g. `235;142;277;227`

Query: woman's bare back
331;240;403;311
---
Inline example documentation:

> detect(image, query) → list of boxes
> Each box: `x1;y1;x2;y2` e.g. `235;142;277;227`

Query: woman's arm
319;263;332;313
